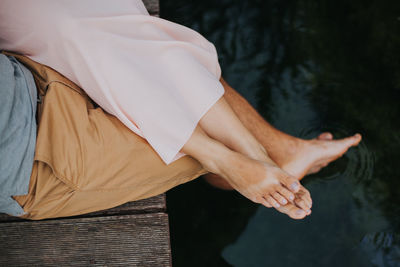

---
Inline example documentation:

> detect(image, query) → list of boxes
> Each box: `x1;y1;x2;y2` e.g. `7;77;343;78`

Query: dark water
160;1;400;266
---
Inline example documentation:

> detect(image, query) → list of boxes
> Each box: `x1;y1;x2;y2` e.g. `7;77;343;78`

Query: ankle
263;136;303;165
231;137;270;162
202;145;245;180
191;138;233;175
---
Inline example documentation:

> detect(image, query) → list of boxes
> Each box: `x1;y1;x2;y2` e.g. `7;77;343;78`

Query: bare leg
198;96;272;164
203;77;361;219
205;77;361;184
197;95;317;209
221;78;360;176
180;122;311;213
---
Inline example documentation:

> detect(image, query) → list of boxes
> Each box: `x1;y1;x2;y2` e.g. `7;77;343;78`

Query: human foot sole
281;133;362;179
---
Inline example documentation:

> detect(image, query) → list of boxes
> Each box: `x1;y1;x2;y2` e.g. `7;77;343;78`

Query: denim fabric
0;54;37;216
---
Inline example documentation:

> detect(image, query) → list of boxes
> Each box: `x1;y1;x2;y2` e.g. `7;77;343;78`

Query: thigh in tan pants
6;53;208;220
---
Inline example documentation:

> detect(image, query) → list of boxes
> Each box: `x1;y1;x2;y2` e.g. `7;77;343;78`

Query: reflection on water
161;0;400;266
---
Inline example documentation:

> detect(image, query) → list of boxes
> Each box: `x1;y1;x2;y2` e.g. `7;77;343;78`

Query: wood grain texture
0;213;171;266
0;194;166;222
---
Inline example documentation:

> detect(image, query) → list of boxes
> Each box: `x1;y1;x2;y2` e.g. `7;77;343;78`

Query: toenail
282;199;287;204
275;203;280;208
290;182;299;191
289;195;294;200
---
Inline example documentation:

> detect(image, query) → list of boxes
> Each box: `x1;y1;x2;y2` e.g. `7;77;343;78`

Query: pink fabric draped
0;0;224;164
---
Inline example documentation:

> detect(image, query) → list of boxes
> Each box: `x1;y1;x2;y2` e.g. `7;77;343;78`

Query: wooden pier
0;195;171;266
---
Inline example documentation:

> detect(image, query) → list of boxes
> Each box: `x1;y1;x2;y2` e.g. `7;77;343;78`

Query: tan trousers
5;52;208;220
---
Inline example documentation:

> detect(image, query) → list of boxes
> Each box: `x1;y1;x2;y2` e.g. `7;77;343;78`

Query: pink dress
0;0;224;164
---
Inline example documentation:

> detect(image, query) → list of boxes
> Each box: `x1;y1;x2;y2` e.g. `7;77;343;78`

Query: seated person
0;0;361;220
1;52;360;220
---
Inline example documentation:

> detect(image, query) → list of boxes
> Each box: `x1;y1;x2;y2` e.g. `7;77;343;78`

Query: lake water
161;0;400;266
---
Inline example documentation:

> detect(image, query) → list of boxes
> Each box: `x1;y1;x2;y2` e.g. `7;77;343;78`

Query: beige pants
6;52;208;220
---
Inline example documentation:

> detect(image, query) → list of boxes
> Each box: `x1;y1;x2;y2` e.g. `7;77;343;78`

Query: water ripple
297;122;376;183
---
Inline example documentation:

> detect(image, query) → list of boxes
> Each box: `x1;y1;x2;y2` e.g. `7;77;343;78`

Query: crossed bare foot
277;132;362;181
212;149;305;209
272;132;362;219
204;132;362;219
199;135;314;216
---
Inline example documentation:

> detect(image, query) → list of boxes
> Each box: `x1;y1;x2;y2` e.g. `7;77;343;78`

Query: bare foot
205;132;362;186
264;132;362;219
260;184;312;217
204;132;361;219
212;150;311;210
279;133;362;180
204;172;311;219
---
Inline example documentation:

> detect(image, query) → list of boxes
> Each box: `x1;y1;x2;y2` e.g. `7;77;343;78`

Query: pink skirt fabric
0;0;225;164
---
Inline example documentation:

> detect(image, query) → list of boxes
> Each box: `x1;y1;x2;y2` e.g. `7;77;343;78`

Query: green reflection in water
162;0;400;266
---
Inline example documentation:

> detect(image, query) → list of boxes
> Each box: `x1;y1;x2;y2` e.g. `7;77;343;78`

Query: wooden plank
0;213;171;266
143;0;160;16
81;194;166;217
0;194;166;222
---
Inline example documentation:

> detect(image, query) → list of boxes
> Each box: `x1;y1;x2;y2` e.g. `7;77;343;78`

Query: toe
277;205;307;220
341;134;362;147
294;198;311;213
259;197;272;208
264;195;281;208
277;186;295;202
272;192;288;205
298;186;312;208
280;174;301;193
352;133;362;145
318;132;333;140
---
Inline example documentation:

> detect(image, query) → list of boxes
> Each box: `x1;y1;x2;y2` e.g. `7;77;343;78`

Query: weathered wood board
0;194;166;222
0;212;171;266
